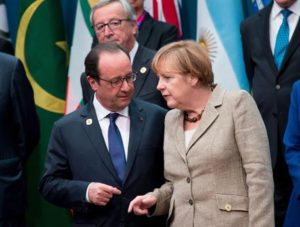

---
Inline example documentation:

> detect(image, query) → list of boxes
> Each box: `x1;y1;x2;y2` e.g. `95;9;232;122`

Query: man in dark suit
0;52;40;226
240;0;300;225
81;0;167;109
40;42;167;227
129;0;178;50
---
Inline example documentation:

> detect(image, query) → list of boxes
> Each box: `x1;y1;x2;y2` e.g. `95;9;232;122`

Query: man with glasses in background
40;42;167;227
81;0;167;109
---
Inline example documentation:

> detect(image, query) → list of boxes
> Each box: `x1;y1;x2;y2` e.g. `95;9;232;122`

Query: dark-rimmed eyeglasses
94;19;130;33
99;72;137;88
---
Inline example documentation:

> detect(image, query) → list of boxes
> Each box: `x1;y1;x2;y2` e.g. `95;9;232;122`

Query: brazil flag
15;0;71;226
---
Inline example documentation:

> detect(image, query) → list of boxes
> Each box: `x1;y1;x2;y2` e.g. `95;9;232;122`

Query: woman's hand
128;195;157;215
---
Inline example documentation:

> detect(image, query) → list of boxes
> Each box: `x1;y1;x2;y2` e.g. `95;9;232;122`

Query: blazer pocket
216;194;248;212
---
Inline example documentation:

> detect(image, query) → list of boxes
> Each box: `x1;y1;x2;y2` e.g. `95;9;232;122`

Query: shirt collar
129;41;139;65
272;0;300;19
93;94;129;120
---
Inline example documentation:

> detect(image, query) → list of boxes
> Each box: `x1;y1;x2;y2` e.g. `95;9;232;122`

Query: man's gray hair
90;0;136;26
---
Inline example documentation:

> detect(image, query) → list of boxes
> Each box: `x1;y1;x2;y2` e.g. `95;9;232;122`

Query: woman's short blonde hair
152;40;214;86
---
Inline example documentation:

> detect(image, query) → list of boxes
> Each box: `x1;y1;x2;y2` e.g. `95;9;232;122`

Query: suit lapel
132;46;153;97
259;4;278;75
279;18;300;74
123;101;145;182
186;86;224;153
80;103;120;183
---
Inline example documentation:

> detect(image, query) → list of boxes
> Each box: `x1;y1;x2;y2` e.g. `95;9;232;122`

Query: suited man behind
0;52;40;226
240;0;300;225
39;43;167;227
81;0;167;109
129;0;178;50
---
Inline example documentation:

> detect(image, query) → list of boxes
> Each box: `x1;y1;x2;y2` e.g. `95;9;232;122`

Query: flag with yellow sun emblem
15;0;70;226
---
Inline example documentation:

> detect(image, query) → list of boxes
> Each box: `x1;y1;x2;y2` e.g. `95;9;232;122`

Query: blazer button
275;84;281;90
186;177;191;183
188;199;193;205
224;204;232;212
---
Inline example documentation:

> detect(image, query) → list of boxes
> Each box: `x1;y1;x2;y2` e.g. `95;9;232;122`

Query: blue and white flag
252;0;271;12
197;0;248;90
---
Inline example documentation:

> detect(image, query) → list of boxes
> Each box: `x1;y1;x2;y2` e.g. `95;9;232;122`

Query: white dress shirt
270;1;300;54
86;95;130;202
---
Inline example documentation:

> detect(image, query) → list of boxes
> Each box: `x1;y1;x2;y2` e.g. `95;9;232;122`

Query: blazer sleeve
12;59;40;158
39;122;90;209
233;91;274;227
284;82;300;198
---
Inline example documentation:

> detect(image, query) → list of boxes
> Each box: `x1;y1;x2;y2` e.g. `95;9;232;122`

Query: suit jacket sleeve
233;91;274;226
39;122;90;209
284;81;300;198
240;21;255;88
12;59;40;158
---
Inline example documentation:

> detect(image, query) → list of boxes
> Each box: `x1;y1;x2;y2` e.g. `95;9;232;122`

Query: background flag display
15;0;70;226
196;0;249;90
144;0;182;36
65;0;94;114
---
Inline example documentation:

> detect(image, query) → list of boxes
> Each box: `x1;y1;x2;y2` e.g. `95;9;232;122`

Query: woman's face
156;60;195;109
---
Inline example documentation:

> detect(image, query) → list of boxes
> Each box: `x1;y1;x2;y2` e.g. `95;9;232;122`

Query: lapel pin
139;117;144;122
139;66;147;74
86;118;93;125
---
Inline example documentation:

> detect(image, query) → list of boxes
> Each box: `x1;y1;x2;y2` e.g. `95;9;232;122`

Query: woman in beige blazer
128;40;274;227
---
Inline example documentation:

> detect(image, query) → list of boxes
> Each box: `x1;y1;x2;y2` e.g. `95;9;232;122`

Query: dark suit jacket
284;80;300;227
137;12;178;51
39;99;167;227
0;37;14;55
81;45;168;109
240;3;300;167
0;53;39;218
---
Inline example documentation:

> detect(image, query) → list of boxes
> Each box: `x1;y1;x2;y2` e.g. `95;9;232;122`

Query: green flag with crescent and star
15;0;71;226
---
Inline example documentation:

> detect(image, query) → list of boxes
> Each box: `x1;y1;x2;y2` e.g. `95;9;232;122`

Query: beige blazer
150;85;274;227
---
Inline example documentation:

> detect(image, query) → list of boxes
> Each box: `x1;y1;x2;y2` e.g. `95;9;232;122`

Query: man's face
88;51;134;112
92;2;138;51
275;0;296;8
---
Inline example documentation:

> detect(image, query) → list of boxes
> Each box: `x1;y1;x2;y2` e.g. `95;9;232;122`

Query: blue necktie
108;113;126;182
274;9;292;69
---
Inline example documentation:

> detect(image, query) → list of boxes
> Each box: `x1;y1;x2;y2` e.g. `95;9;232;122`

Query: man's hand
88;182;121;206
128;195;157;215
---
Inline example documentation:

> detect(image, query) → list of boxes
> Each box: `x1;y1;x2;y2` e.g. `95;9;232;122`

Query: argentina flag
197;0;248;90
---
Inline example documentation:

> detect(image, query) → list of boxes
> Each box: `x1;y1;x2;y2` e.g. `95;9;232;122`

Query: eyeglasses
94;19;130;33
99;73;137;88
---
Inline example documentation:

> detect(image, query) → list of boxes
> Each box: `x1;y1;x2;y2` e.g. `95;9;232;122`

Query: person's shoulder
138;45;156;56
132;99;167;114
241;4;271;28
54;105;88;127
292;80;300;90
0;52;17;63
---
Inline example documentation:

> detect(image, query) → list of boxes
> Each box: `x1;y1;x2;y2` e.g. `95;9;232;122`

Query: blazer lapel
186;86;224;153
173;111;188;162
123;101;145;183
132;46;152;97
80;103;120;183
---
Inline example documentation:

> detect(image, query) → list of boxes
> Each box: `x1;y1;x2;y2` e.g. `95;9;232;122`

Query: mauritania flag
65;0;97;114
144;0;182;36
15;0;70;226
197;0;248;90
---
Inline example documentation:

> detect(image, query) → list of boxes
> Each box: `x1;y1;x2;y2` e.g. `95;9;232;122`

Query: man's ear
87;75;99;91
